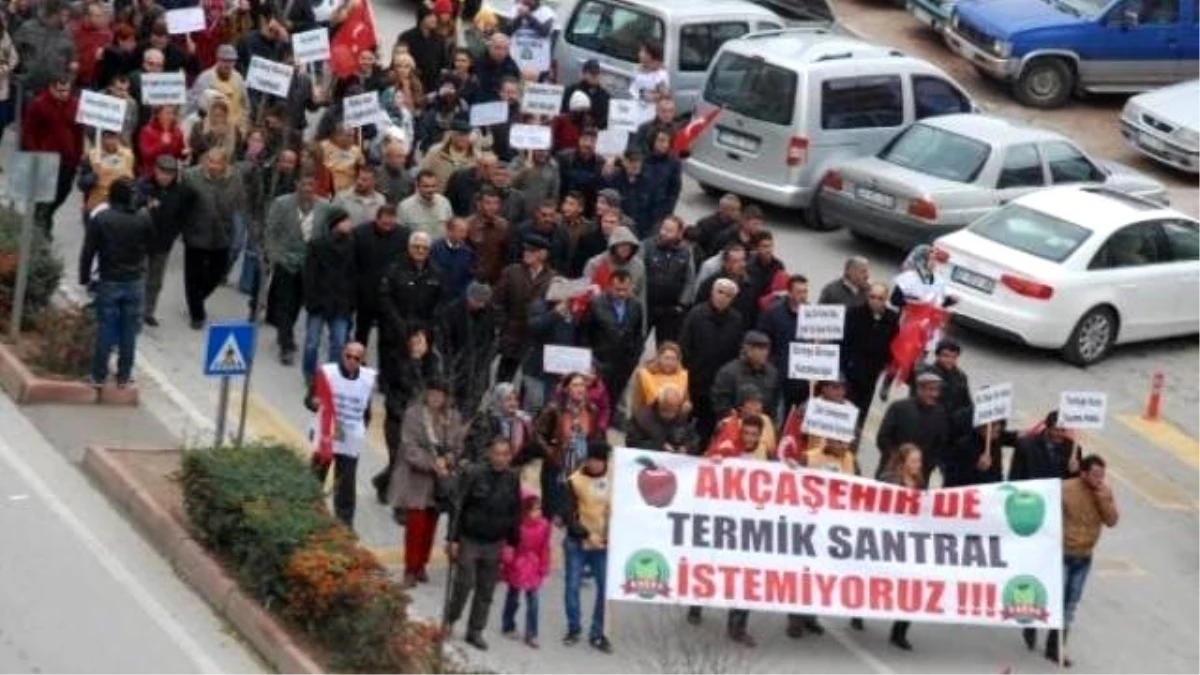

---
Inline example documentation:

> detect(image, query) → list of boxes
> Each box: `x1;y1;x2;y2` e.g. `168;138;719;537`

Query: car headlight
1172;127;1200;150
991;39;1012;57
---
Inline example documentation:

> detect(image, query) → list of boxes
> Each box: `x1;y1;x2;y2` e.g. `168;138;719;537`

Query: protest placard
609;99;652;132
521;82;565;117
342;92;382;129
291;28;331;65
607;448;1065;627
1057;391;1107;430
596;128;629;157
973;383;1014;427
165;6;205;34
801;398;860;443
140;71;186;106
76;90;128;132
511;34;552;73
797;304;846;342
543;345;592;375
246;57;294;97
788;342;840;381
509;124;552;150
469;101;510;127
546;277;592;302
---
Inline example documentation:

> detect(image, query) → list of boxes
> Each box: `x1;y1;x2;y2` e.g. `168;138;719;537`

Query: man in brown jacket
1039;454;1119;667
468;185;511;285
493;232;555;382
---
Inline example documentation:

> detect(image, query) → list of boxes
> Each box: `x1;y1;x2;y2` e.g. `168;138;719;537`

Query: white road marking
8;494;30;501
0;433;223;674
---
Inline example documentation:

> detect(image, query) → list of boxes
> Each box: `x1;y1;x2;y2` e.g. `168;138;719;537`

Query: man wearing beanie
79;177;155;389
562;440;614;653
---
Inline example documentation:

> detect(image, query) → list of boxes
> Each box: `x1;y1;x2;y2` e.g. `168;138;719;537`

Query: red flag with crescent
775;404;805;463
311;367;336;465
330;0;378;79
672;107;721;156
887;302;948;386
705;415;744;458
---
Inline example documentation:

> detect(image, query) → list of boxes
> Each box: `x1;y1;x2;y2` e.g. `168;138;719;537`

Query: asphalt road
0;1;1195;672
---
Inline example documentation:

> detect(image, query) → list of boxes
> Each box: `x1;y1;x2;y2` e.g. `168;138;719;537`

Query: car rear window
821;75;903;130
880;123;991;183
969;204;1092;263
703;51;798;126
565;0;665;63
679;22;750;72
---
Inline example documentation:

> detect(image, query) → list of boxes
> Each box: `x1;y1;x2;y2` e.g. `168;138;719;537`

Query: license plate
951;265;995;293
1139;132;1168;153
717;129;760;153
854;186;896;209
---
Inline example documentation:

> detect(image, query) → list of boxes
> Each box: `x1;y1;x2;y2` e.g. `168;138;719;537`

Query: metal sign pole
214;376;231;446
8;153;40;341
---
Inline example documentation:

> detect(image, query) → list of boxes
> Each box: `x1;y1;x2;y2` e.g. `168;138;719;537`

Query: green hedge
0;206;64;328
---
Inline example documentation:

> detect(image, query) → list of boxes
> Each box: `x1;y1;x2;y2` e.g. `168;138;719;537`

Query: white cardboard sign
511;34;551;73
801;398;860;443
469;101;510;127
291;28;331;64
342;92;382;129
509;124;552;150
246;56;294;97
796;304;846;342
76;90;128;133
543;345;592;376
165;6;205;34
140;71;187;106
1057;391;1107;430
973;383;1014;427
609;99;653;132
787;342;840;381
521;82;565;117
596;128;629;157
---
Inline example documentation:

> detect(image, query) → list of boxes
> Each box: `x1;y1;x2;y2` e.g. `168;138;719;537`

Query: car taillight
821;170;843;191
1001;273;1054;300
786;136;809;166
908;196;938;220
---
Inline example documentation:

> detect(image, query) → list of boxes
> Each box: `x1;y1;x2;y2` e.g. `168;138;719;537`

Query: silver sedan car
815;114;1169;251
1120;79;1200;174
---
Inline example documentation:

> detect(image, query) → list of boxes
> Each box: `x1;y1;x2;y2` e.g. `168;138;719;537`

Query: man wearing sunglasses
307;341;377;527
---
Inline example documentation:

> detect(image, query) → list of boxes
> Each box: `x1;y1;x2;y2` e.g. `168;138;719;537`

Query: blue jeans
302;313;350;380
1063;555;1092;629
91;280;144;384
564;537;607;640
501;586;540;638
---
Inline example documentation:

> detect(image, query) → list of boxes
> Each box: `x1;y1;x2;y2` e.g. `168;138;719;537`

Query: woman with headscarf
464;381;536;487
879;244;957;399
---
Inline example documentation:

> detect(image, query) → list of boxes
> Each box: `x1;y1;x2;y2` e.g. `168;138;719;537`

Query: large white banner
606;448;1063;628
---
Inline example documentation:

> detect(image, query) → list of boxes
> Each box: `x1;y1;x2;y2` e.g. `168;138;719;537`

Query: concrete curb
81;445;323;675
0;341;139;405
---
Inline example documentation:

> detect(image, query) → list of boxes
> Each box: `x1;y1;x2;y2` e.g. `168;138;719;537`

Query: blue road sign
203;321;257;377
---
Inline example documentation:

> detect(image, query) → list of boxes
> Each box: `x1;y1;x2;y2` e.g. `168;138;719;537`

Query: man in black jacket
686;193;740;263
842;282;899;435
756;274;808;415
1009;411;1081;482
641;215;695;344
875;371;949;482
437;281;499;418
378;231;447;380
583;269;645;411
678;278;744;443
912;339;973;444
136;155;193;327
470;33;521;104
301;208;357;383
352;205;410;350
445;154;497;218
80;178;155;388
446;436;522;651
626;385;699;454
560;59;610;129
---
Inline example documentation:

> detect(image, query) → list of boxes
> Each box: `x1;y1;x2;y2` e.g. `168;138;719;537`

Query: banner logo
635;456;678;508
622;549;671;599
1000;485;1047;537
1000;575;1049;624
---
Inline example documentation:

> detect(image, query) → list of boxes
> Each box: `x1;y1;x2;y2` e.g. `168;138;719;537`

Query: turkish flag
672;107;721;156
776;404;805;463
886;302;948;387
569;259;611;320
705;414;745;458
311;367;336;465
330;0;378;79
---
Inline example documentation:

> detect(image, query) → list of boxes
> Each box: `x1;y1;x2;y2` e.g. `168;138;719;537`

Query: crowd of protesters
3;0;1118;663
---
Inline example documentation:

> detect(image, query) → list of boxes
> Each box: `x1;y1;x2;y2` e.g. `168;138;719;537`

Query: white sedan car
934;186;1199;365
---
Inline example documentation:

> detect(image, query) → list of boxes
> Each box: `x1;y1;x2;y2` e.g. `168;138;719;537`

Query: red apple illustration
636;456;677;508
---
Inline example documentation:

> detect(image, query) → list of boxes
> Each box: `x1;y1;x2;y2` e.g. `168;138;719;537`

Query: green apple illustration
1000;484;1046;537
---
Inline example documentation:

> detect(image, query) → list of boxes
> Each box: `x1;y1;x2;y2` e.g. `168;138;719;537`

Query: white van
684;29;976;221
554;0;835;115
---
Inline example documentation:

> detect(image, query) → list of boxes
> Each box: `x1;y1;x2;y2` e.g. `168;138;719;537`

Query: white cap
568;90;592;112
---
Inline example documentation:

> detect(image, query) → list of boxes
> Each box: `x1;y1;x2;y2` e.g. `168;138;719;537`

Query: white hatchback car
934;186;1199;366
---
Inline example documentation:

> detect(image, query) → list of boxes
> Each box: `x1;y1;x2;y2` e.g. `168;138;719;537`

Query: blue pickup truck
943;0;1199;108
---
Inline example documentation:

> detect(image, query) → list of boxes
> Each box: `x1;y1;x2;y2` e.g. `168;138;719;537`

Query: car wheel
1062;306;1117;366
1014;58;1074;109
698;182;723;198
805;198;840;232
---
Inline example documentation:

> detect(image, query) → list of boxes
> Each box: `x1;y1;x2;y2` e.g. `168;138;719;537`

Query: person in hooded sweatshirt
582;225;644;302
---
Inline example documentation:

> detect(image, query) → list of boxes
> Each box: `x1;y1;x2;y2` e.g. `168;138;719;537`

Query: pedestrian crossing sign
203;322;257;377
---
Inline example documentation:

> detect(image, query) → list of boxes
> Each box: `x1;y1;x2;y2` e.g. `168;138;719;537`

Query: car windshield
1050;0;1108;17
879;123;991;183
969;204;1092;262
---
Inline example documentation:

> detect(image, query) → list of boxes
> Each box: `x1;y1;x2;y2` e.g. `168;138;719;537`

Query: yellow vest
804;447;856;475
207;71;246;128
568;469;612;550
86;146;135;211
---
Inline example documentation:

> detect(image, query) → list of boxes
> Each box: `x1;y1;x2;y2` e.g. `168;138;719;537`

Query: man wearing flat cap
136;154;194;327
875;369;949;482
710;330;781;422
493;231;555;382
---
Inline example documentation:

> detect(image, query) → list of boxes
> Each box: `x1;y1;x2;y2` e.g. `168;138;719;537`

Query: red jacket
73;23;113;88
137;119;186;177
22;91;83;168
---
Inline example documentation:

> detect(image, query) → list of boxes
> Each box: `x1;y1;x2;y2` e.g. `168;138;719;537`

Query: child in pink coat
500;490;552;647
